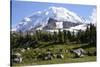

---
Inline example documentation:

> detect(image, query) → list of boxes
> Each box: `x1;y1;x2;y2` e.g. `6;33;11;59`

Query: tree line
11;24;96;48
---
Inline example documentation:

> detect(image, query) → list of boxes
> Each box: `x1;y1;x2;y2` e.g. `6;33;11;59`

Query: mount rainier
12;6;89;32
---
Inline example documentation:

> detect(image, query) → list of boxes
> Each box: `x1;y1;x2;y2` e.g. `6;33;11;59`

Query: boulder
44;52;53;60
37;52;53;60
27;47;30;50
12;53;22;63
44;54;53;60
13;57;22;63
70;48;86;58
20;48;26;53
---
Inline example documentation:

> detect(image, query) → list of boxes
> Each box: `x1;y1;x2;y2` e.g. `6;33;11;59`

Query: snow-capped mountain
12;6;87;32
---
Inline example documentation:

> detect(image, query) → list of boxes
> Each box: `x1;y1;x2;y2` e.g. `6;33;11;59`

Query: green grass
12;42;96;66
13;56;96;66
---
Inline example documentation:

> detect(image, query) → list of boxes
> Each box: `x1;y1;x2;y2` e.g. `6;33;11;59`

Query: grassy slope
12;42;96;66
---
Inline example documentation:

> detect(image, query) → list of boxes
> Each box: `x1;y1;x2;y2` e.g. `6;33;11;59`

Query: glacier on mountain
12;6;90;32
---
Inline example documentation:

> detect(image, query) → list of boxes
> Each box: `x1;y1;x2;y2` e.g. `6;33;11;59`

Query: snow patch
56;22;63;29
24;17;31;22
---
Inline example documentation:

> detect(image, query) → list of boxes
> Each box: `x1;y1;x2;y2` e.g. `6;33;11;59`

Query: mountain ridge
12;6;88;32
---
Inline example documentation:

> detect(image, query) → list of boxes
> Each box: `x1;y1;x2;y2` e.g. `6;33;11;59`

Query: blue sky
11;0;96;27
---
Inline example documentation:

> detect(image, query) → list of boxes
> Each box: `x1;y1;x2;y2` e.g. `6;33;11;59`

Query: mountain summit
12;6;87;32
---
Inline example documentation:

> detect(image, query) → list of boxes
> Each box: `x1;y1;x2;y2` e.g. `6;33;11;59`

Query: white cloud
89;8;97;25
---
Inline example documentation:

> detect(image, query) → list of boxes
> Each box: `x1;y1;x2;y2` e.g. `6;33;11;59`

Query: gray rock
27;47;30;50
12;53;22;63
70;48;86;58
20;48;26;53
13;57;22;63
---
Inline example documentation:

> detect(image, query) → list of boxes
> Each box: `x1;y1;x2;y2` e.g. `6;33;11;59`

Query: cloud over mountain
89;8;97;25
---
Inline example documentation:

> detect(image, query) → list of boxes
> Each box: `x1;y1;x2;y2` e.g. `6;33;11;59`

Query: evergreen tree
53;31;58;42
35;30;40;41
70;30;76;42
67;31;72;42
89;24;96;45
63;30;67;43
58;29;63;43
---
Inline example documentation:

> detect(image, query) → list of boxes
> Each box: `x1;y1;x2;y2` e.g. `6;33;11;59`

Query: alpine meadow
11;1;97;66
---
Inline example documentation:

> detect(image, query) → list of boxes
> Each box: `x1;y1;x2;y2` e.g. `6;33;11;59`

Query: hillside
12;42;96;66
